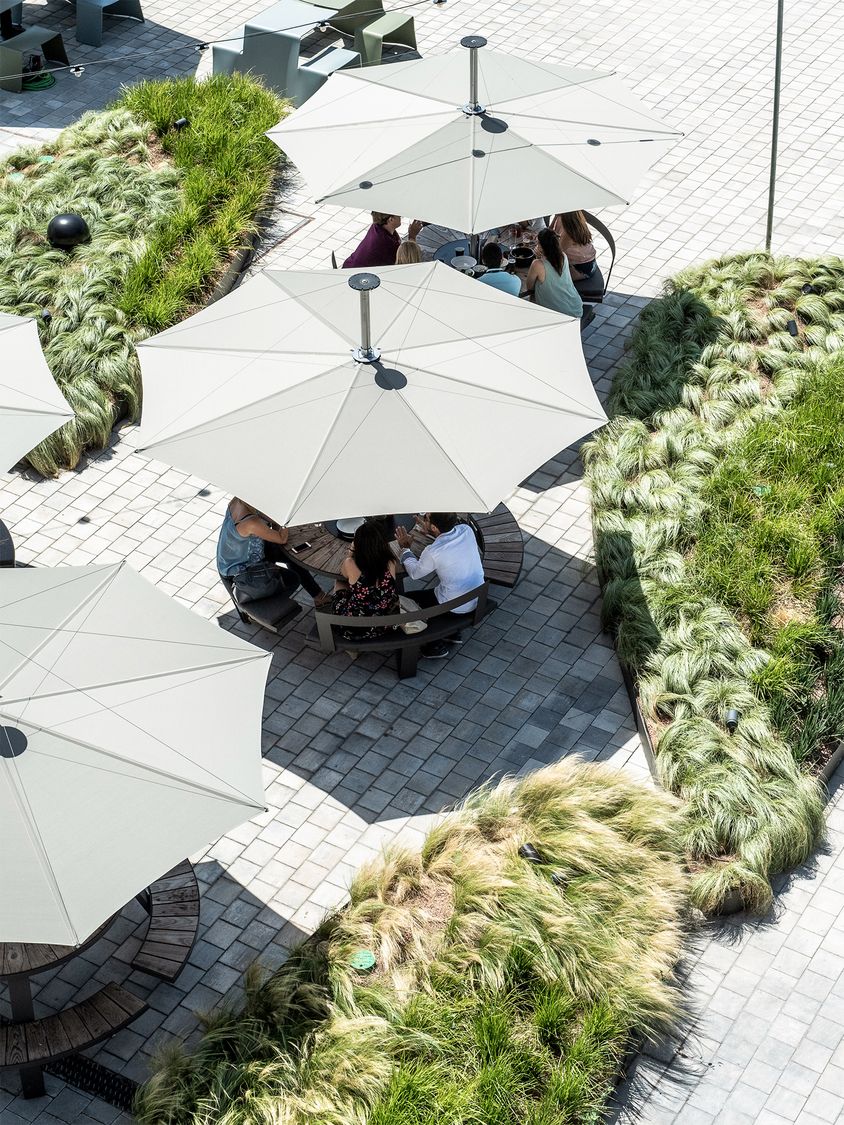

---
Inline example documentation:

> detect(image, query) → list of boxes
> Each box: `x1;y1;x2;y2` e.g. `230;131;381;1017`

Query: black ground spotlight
726;708;740;734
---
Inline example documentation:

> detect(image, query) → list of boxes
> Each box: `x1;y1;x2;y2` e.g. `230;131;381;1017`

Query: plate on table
512;245;535;264
336;516;365;540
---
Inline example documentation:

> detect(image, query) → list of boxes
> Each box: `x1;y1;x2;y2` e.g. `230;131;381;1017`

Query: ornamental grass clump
584;251;844;913
0;74;285;476
135;761;688;1125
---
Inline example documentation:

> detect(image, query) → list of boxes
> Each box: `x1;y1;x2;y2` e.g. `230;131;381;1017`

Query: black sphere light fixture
47;213;90;250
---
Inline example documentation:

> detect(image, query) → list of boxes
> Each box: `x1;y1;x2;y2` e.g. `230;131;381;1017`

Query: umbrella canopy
136;262;607;525
0;562;269;945
268;38;682;233
0;312;73;471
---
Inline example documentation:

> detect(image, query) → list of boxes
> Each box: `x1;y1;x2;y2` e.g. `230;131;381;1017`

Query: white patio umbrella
136;261;607;526
0;561;270;945
0;312;73;470
268;37;682;234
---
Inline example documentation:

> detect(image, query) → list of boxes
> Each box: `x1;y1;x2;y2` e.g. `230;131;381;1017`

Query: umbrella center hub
0;726;28;758
352;345;382;364
462;101;486;116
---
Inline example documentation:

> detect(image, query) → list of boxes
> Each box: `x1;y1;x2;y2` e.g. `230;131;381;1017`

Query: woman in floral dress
332;521;400;640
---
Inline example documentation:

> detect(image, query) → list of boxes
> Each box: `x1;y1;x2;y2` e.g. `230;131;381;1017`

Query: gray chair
72;0;144;48
213;0;325;93
294;44;359;105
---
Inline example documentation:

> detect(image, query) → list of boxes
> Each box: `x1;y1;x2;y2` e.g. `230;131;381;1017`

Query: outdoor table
286;514;433;580
433;237;471;264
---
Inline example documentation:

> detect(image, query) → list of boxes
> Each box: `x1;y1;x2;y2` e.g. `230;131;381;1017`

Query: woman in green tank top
525;228;584;320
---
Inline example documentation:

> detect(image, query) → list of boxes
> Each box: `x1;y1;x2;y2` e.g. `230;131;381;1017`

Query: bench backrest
316;581;489;651
581;209;616;295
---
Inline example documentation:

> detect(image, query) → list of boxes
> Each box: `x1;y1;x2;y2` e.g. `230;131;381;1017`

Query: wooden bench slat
132;952;184;976
145;927;198;945
145;899;201;918
89;986;137;1026
136;939;192;961
24;1021;49;1062
3;1024;26;1067
149;872;196;894
55;1006;91;1052
147;914;197;932
150;886;200;905
42;1014;73;1059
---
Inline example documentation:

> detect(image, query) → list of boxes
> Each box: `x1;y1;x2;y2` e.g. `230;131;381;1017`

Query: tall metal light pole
765;0;785;252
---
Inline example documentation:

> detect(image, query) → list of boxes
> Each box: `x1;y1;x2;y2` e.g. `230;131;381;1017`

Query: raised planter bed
585;252;844;914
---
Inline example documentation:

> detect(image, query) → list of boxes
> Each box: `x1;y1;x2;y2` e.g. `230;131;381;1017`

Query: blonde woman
395;240;423;265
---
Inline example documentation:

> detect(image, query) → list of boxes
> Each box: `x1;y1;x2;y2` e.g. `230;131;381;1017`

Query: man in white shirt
477;243;522;297
394;513;485;659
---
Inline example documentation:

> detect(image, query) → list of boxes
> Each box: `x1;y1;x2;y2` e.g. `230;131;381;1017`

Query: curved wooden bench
132;860;200;981
0;983;146;1097
308;582;494;678
470;505;524;588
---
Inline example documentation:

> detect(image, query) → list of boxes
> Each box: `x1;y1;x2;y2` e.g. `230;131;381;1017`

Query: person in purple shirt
343;213;423;269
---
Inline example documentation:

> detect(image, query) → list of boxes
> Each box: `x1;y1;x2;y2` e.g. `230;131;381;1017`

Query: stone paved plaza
1;0;844;1121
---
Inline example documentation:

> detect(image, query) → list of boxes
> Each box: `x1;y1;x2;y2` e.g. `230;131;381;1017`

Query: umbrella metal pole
460;35;487;115
765;0;785;253
349;273;382;363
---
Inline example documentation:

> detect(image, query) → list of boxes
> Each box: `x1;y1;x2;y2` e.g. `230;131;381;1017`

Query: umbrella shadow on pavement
217;521;637;834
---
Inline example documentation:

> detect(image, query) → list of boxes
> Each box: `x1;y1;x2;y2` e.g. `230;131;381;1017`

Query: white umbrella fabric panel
268;49;682;233
0;562;270;945
0;312;73;471
137;262;607;526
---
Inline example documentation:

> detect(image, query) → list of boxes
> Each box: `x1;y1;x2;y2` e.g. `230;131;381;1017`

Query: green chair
354;10;416;66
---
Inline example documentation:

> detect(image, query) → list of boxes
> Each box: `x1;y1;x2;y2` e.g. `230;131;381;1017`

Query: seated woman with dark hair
331;521;400;640
551;211;597;280
525;228;583;319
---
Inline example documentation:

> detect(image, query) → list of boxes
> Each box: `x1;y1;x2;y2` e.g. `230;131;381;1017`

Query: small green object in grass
349;950;376;972
37;155;55;163
753;484;771;496
8;172;24;182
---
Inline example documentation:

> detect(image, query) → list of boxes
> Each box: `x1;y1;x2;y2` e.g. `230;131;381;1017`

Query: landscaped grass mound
0;74;285;477
135;761;688;1125
584;252;844;912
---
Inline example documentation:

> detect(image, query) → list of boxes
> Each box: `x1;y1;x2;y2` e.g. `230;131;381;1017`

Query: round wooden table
286;514;475;580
